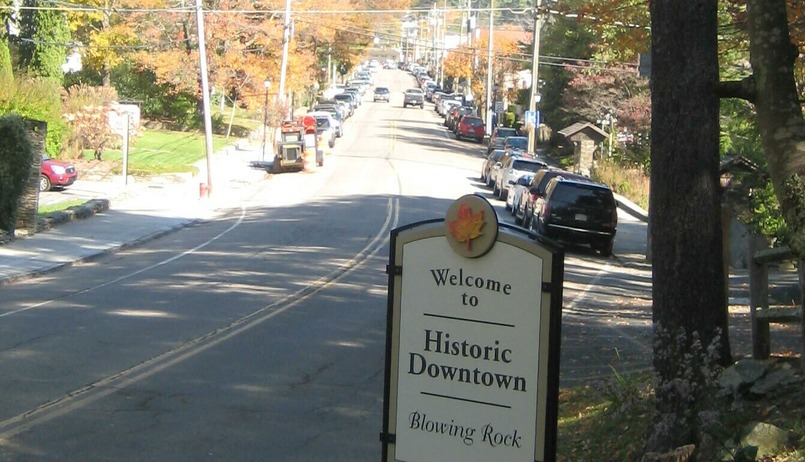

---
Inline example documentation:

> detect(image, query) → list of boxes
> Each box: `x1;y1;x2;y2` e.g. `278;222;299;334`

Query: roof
719;155;762;174
558;122;608;141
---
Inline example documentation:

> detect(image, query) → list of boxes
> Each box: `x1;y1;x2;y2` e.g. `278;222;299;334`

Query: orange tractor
251;116;323;173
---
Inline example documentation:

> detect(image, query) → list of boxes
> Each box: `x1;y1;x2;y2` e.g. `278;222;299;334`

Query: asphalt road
0;69;659;461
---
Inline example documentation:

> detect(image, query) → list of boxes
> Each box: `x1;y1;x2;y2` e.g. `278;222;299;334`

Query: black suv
517;168;587;229
532;177;618;257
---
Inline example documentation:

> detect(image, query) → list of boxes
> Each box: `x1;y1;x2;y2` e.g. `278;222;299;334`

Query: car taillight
542;202;551;221
610;205;618;228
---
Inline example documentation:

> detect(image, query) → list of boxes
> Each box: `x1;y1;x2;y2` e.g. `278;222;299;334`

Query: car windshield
314;118;331;128
496;128;517;139
463;117;483;127
551;184;612;207
405;89;423;95
375;88;389;94
506;137;528;150
512;160;544;172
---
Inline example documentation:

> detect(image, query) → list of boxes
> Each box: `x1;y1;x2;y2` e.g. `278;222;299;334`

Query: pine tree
19;0;69;83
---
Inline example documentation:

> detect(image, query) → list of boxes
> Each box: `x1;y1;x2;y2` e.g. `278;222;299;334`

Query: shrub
0;38;12;85
0;74;69;157
593;158;650;210
503;111;516;128
0;114;35;233
62;84;121;160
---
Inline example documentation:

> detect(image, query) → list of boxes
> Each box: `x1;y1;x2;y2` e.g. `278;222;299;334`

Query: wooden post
799;260;804;371
748;235;770;359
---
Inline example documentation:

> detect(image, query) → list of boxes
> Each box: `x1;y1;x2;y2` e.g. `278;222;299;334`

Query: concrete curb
614;193;649;222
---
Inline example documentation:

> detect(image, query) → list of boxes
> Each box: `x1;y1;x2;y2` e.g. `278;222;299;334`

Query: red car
456;115;485;143
40;155;78;192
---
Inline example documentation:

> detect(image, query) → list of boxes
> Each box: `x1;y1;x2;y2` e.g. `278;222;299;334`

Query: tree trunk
647;0;730;453
747;0;805;259
101;7;111;87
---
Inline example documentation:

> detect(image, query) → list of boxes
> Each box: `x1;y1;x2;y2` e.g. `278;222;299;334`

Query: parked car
343;87;362;106
312;104;344;137
40;155;77;192
334;92;358;111
446;106;474;132
532;177;618;257
519;168;588;229
483;149;507;187
506;174;534;214
425;83;440;101
307;111;337;148
403;88;425;108
493;156;548;201
373;87;390;102
455;115;485;143
346;79;370;94
438;98;461;117
502;135;529;155
487;127;518;154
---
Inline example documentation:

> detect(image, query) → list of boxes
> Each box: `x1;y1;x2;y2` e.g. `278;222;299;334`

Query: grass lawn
37;200;87;217
85;129;232;176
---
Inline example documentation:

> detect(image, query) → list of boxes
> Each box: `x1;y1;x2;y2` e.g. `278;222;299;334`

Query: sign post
381;195;563;462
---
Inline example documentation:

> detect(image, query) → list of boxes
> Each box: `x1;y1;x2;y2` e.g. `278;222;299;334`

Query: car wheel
329;139;335;148
499;189;507;201
598;239;614;257
492;183;500;197
514;210;523;225
39;175;52;192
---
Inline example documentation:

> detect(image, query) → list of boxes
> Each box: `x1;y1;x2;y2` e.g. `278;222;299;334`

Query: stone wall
14;119;47;236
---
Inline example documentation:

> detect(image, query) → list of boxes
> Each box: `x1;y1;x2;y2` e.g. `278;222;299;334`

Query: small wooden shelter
557;122;608;177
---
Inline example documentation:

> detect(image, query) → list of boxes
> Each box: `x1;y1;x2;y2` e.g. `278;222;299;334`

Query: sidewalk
0;145;269;285
614;192;648;222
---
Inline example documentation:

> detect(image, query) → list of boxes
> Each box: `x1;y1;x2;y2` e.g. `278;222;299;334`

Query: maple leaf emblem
449;203;485;251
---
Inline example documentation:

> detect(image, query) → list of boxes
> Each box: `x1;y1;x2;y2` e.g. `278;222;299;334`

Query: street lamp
596;109;617;157
262;79;271;161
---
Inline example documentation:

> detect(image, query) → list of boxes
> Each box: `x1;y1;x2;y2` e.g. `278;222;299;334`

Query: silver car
307;111;337;148
494;157;548;201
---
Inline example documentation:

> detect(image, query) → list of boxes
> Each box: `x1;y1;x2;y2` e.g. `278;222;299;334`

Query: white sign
107;103;141;137
396;237;542;461
382;198;563;462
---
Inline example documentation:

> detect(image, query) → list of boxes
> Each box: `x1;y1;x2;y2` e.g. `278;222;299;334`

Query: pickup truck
403;88;425;108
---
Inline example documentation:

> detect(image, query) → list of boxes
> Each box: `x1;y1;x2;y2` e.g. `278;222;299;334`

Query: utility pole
484;0;494;137
439;1;447;87
327;45;332;87
278;0;292;117
194;0;214;197
526;0;543;154
466;0;473;93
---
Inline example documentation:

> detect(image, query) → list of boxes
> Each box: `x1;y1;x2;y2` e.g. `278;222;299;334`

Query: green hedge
0;114;34;232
